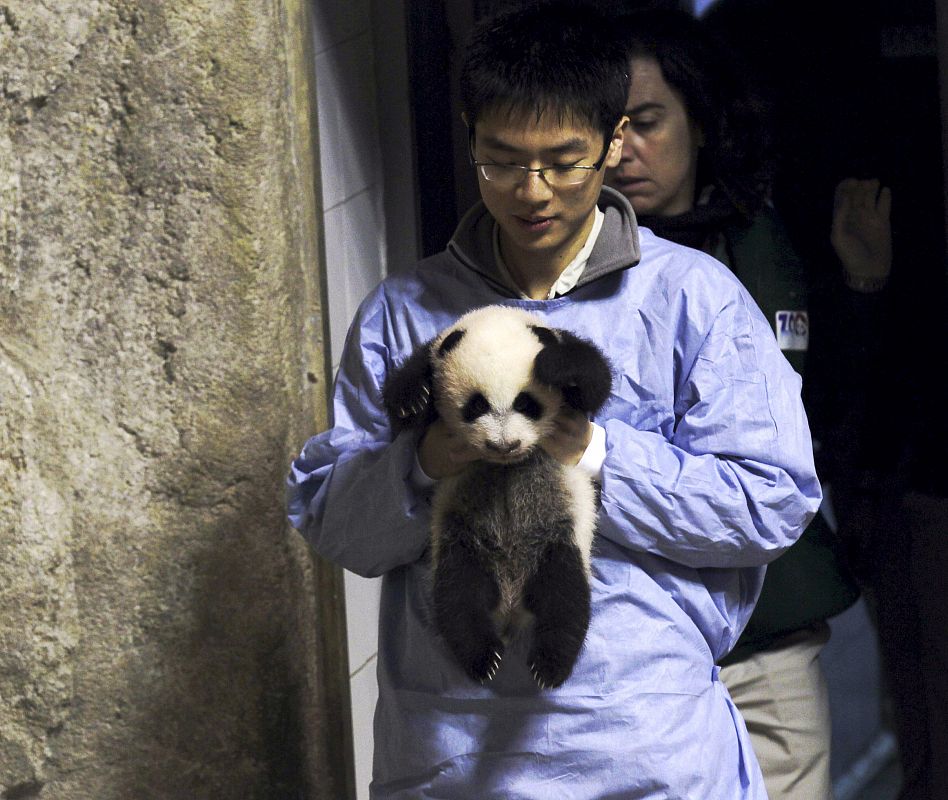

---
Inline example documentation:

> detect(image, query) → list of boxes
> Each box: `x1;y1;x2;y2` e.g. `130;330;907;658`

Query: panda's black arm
382;340;439;432
533;331;613;414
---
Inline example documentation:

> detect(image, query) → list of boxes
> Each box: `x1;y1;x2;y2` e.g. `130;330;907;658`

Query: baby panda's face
433;308;562;463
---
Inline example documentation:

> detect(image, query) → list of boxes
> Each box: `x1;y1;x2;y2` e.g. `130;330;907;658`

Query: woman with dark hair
609;11;773;222
606;10;892;800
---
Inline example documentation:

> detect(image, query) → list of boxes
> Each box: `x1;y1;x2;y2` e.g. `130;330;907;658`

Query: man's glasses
468;129;610;189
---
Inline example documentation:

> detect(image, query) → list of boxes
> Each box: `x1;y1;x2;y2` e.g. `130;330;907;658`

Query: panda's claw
530;663;549;690
471;648;504;684
485;651;502;681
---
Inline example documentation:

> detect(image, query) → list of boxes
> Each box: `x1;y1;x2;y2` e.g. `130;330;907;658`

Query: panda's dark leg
433;535;504;684
523;536;591;689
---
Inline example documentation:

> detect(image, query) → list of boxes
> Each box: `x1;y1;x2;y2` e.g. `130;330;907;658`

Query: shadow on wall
106;503;312;800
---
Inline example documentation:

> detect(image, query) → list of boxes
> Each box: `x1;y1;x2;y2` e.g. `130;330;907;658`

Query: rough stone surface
0;1;342;797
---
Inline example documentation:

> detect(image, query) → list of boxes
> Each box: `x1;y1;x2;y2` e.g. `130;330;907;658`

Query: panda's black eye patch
513;392;543;420
461;392;490;422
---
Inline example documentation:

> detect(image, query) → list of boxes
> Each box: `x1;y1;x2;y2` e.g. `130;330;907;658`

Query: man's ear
532;329;613;414
382;341;437;432
605;116;628;169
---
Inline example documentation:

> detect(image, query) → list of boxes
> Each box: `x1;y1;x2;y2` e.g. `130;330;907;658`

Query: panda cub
383;306;613;689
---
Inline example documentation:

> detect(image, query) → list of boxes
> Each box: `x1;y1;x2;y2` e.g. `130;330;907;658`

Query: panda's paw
528;649;575;690
396;383;430;421
463;645;504;685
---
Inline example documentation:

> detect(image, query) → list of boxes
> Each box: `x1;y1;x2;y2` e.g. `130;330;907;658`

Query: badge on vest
775;310;809;351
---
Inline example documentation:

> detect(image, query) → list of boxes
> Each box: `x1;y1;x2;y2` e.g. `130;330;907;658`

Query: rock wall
0;1;348;797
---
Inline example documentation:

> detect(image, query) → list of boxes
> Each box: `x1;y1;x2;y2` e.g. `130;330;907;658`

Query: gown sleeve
286;292;431;578
598;287;822;570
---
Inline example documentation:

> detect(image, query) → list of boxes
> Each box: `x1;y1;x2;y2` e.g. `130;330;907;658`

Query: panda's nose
485;439;521;454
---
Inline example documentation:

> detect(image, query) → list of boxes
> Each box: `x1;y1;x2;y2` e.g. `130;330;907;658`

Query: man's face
471;109;624;269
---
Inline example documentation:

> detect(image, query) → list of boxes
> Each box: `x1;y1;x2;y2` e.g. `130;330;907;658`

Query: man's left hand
540;406;593;466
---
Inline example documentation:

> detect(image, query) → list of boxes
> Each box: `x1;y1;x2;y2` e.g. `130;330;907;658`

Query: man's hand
831;178;892;289
540;405;593;467
418;419;482;480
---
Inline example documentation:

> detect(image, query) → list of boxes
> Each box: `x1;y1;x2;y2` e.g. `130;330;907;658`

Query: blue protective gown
288;187;821;799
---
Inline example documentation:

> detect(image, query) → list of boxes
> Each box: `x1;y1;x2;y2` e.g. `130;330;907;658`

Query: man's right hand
417;420;481;480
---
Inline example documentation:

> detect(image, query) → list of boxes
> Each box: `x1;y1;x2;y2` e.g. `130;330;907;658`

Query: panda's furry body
432;448;598;688
382;306;612;688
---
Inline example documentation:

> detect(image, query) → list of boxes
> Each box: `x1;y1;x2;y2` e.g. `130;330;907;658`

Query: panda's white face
434;308;562;463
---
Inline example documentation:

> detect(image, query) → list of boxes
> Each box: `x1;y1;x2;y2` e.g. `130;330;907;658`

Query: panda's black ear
437;328;465;357
382;340;438;432
533;329;613;414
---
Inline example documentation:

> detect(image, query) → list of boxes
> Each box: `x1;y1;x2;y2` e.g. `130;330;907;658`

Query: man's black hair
460;1;629;142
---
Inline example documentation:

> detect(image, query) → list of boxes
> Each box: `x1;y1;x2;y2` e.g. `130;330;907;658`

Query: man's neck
498;212;597;300
502;252;563;300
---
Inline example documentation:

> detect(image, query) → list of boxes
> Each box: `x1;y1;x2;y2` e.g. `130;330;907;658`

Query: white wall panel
323;189;386;367
311;0;370;55
314;32;381;210
345;572;383;679
349;660;380;797
312;0;416;796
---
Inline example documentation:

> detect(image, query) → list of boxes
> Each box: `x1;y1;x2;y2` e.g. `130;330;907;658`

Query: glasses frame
467;127;612;187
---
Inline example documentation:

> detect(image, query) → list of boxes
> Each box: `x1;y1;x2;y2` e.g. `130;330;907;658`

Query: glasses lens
479;165;517;184
548;167;590;187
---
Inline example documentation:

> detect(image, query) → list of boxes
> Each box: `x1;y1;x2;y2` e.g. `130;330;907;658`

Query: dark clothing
641;200;861;665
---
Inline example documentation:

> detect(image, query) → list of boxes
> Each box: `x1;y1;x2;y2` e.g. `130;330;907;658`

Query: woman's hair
619;9;774;217
459;1;630;144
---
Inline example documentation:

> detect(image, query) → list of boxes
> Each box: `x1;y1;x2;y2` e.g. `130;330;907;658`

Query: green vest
711;210;861;665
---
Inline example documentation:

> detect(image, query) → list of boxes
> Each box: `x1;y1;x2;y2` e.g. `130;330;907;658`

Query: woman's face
606;56;702;217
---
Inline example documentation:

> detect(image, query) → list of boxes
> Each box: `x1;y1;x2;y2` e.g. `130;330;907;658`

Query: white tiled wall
315;33;384;213
323;188;387;361
311;1;416;796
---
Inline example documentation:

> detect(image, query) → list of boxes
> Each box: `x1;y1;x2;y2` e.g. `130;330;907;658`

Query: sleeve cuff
577;422;606;481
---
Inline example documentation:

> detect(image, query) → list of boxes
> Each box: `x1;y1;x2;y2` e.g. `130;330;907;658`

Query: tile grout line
349;651;378;679
313;24;372;58
324;184;377;214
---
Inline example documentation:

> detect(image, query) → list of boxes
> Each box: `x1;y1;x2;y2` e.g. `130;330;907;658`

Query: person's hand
830;178;892;291
418;419;481;480
540;405;593;467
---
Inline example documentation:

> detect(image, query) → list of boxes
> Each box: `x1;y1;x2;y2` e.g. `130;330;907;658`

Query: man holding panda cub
287;2;821;797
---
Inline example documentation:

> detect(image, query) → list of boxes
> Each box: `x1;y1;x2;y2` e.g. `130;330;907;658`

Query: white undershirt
492;206;605;299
